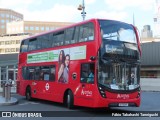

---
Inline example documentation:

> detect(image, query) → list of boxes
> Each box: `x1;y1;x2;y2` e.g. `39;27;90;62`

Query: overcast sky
0;0;155;32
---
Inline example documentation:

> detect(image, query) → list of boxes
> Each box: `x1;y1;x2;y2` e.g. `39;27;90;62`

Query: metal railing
0;79;16;93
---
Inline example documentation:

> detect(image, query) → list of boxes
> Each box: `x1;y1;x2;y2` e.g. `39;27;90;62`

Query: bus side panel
17;53;28;96
74;84;100;108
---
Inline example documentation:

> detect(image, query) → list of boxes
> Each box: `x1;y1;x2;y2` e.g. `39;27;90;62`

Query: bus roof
21;18;133;41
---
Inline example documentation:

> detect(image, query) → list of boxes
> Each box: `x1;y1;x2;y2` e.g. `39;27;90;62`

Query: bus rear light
99;87;106;98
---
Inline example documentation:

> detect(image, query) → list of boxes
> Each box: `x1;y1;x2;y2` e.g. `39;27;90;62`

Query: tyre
66;90;74;109
25;87;32;101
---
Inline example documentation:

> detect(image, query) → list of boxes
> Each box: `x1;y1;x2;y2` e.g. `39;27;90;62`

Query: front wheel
66;90;74;109
25;87;32;101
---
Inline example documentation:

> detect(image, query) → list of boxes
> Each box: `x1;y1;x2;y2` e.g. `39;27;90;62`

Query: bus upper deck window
20;40;28;52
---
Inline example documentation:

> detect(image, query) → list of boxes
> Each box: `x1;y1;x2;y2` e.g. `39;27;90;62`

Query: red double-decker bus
17;18;141;108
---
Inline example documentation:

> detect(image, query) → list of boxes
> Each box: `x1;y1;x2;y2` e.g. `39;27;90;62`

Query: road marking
19;101;39;106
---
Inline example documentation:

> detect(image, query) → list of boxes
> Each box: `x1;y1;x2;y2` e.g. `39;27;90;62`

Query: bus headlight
137;87;141;98
99;87;106;98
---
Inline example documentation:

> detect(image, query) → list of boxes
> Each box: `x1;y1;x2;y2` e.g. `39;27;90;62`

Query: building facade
141;42;160;78
0;53;18;92
141;25;153;38
0;8;23;35
7;20;73;35
0;33;30;54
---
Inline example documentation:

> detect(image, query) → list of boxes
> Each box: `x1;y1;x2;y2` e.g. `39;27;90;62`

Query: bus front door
75;63;96;107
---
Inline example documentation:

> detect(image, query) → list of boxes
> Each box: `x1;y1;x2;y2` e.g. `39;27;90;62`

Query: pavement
141;86;160;92
0;93;18;106
140;78;160;92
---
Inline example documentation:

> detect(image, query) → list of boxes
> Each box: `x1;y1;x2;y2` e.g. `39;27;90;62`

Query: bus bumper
94;97;141;108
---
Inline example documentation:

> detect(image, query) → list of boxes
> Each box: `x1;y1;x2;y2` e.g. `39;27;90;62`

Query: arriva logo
81;89;92;97
117;94;129;99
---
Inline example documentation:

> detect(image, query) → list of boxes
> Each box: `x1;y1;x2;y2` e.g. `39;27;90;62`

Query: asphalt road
0;91;160;120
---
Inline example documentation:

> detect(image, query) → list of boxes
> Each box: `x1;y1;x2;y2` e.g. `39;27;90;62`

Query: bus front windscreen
98;61;140;91
99;20;137;44
98;20;140;91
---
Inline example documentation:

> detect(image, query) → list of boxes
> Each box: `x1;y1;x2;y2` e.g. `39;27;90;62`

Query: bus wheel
25;87;32;101
66;90;74;109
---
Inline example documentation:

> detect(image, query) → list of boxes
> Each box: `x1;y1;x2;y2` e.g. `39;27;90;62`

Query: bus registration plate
119;103;128;107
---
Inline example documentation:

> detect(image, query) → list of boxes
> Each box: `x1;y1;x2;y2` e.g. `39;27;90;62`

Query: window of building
5;48;11;52
25;26;29;30
11;48;15;52
1;19;5;23
16;40;20;44
16;48;20;52
30;26;34;30
1;25;5;29
41;27;44;31
46;27;49;31
36;27;39;31
6;19;9;23
13;16;16;19
50;27;55;30
6;14;10;18
11;40;15;44
0;41;4;45
5;41;10;45
1;14;5;18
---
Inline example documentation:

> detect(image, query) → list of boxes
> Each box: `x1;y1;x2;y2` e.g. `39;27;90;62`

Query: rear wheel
25;87;32;101
66;90;74;109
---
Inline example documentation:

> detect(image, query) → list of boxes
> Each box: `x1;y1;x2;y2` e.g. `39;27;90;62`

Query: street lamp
77;0;86;21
